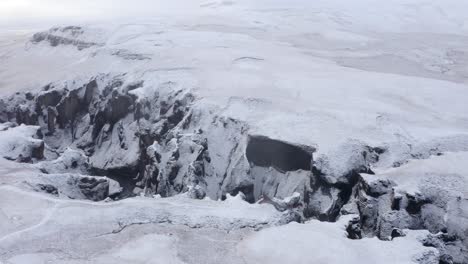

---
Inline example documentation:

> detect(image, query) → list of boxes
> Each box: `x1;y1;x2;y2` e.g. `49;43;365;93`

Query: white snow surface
364;152;468;197
1;0;467;162
0;173;283;264
1;1;468;263
239;215;438;264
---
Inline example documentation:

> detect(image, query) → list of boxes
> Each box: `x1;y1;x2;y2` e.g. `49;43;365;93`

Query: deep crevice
246;135;312;172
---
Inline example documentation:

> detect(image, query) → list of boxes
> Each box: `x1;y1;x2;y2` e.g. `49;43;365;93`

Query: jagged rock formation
31;26;103;50
0;75;303;202
342;153;468;264
1;68;468;263
0;73;356;216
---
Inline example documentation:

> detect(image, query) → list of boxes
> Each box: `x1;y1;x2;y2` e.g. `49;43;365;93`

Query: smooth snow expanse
1;0;468;159
364;152;468;197
1;0;468;263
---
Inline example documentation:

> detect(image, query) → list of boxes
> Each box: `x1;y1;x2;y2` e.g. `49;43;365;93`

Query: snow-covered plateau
1;0;468;263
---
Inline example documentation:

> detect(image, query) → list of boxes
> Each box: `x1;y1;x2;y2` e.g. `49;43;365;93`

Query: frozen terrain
1;0;468;263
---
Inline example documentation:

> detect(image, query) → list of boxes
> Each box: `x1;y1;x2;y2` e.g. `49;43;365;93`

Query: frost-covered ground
1;0;468;263
0;182;438;264
0;156;443;264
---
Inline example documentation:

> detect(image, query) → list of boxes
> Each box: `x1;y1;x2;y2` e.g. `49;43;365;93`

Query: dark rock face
46;107;57;134
78;177;109;201
36;89;63;109
355;178;422;239
56;90;81;128
31;140;45;160
346;217;362;239
15;105;38;125
346;175;468;264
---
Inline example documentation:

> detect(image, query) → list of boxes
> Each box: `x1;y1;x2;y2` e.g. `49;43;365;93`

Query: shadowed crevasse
246;135;313;172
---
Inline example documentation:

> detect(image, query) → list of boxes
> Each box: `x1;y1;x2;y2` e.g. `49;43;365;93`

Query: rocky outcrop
29;173;121;201
1;72;466;263
342;173;468;264
77;177;110;201
0;74;383;216
37;148;89;174
32;26;102;50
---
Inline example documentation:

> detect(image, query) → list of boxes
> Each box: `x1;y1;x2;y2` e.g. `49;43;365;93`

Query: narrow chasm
246;135;312;172
244;135;316;215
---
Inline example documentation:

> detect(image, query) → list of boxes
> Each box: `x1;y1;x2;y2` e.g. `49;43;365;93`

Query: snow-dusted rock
36;148;89;174
0;124;44;162
31;26;104;50
28;173;121;201
355;152;468;263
